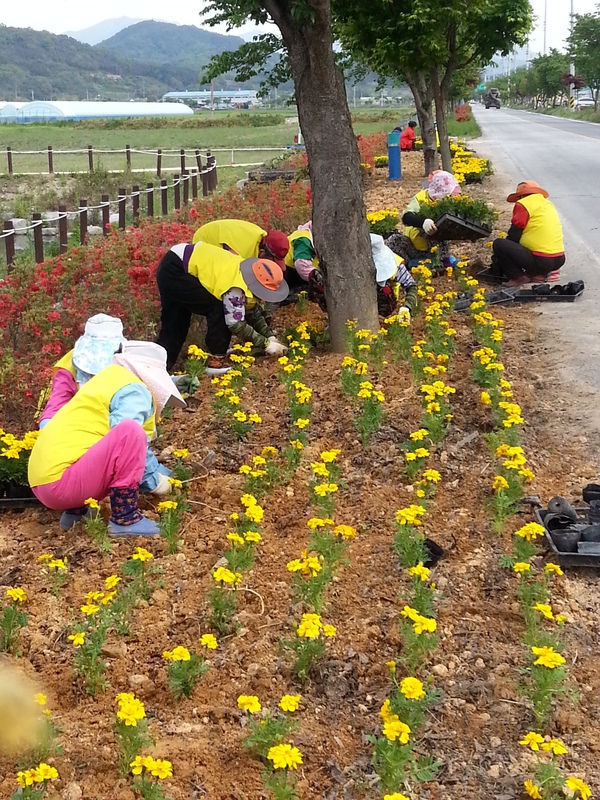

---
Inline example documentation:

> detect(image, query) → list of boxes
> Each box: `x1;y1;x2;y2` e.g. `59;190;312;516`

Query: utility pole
569;0;576;105
543;0;548;54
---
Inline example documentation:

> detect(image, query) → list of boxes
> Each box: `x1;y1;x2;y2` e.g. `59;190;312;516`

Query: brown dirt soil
1;159;599;800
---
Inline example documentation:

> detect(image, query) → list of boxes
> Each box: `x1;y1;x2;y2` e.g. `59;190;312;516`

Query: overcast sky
0;0;596;54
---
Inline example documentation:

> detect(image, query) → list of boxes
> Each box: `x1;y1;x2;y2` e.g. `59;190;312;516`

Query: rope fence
1;159;217;272
3;144;293;176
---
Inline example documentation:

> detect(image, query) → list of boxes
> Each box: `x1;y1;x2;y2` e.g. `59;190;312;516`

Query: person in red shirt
489;180;565;287
400;121;417;151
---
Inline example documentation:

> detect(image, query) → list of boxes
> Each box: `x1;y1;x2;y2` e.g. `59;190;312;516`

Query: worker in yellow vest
489;181;565;287
387;171;461;266
28;343;185;536
155;242;289;374
284;222;320;289
192;219;290;268
39;314;125;428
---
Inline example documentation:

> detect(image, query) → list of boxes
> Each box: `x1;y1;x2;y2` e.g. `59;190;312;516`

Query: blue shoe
442;255;459;268
108;516;160;537
60;508;89;531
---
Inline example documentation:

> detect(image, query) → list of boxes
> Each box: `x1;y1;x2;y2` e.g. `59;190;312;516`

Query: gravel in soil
1;157;599;800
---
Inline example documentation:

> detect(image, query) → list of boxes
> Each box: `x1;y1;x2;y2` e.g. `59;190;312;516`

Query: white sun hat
72;314;125;376
113;342;186;413
370;234;398;283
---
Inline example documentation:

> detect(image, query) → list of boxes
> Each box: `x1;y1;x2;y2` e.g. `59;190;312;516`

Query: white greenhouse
0;101;194;124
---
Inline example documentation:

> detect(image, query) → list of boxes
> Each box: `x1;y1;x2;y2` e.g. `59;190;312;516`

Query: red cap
262;230;290;269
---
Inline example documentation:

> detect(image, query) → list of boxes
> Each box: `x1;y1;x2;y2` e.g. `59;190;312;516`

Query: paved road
472;105;600;411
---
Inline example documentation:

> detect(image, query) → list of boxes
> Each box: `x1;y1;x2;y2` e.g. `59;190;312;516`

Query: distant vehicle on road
575;96;595;110
485;88;501;109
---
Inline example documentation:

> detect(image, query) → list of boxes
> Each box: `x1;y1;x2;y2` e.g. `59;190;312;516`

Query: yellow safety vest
405;189;431;251
28;365;155;487
54;349;76;377
284;229;319;270
518;194;564;256
187;242;253;300
191;219;267;256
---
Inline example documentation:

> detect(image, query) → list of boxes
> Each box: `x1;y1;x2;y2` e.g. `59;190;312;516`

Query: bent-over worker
191;219;290;267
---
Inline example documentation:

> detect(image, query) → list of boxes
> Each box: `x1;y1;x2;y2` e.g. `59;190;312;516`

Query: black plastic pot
545;513;579;533
5;482;35;499
582;483;600;504
547;496;578;520
582;524;600;543
424;537;444;566
550;528;582;553
589;500;600;524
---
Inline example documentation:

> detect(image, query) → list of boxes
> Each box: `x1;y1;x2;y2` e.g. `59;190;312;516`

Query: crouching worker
489;181;565;287
192;219;290;269
284;222;319;289
156;242;289;375
387;170;461;267
39;314;125;428
371;234;418;319
28;343;185;536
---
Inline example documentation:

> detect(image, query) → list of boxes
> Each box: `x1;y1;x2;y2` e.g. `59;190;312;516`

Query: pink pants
33;420;147;511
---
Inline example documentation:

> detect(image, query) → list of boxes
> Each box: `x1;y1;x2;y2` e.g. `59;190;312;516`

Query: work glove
398;306;411;323
151;472;172;496
171;374;200;395
422;218;437;235
265;337;288;357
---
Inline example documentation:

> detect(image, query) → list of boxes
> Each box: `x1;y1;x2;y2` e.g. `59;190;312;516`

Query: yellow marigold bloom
69;632;85;647
130;756;147;775
541;738;568;755
227;533;245;545
213;567;242;585
400;677;426;700
237;694;262;713
149;759;173;779
290;439;304;450
314;483;338;496
565;777;592;800
267;743;303;770
357;388;371;399
173;448;190;458
34;693;47;706
16;770;36;788
105;575;121;590
80;603;100;616
227;394;241;405
386;660;396;673
493;475;509;492
513;562;531;573
410;428;429;442
333;524;356;539
132;547;153;561
519;468;535;481
320;449;341;462
384;794;411;800
341;356;357;368
379;699;393;723
312;461;330;478
480;391;492;405
37;554;53;562
408;563;430;582
515;523;545;542
544;563;563;575
524;780;543;799
413;447;430;458
239;465;252;474
199;633;218;650
157;500;178;512
100;591;116;605
412;614;437;635
532;646;566;669
84;497;100;509
240;493;257;507
519;731;545;751
383;717;411;743
532;603;554;620
245;504;264;523
294;418;310;429
555;614;568;625
85;591;104;603
233;411;248;422
405;452;417;462
31;763;59;782
322;624;336;637
244;531;262;543
395;505;426;526
307;517;330;529
116;696;146;726
168;646;191;662
279;694;301;712
297;613;322;638
373;390;385;403
6;587;27;603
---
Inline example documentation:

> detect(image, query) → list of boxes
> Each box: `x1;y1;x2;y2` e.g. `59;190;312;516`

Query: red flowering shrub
454;104;472;122
0;181;312;432
356;133;388;166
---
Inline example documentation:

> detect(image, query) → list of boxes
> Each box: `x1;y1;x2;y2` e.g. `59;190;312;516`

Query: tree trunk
406;70;438;176
265;0;379;351
430;67;452;173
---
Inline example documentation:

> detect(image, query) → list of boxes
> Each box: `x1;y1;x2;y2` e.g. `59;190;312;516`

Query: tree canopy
568;10;600;109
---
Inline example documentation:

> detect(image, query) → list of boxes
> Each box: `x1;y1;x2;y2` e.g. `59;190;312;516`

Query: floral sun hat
72;314;125;376
427;171;461;200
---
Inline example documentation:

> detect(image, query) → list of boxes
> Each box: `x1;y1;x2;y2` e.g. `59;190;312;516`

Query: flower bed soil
1;157;599;800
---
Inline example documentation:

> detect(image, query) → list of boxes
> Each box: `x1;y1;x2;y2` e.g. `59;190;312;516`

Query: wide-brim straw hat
506;180;549;203
240;258;289;303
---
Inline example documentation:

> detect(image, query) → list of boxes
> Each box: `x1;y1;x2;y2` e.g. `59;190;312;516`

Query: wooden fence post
126;145;131;171
191;170;198;200
195;149;202;172
58;205;68;253
79;199;88;244
180;148;186;173
32;213;44;263
132;185;140;226
7;147;13;176
101;194;110;235
88;145;94;172
182;171;189;206
201;167;209;197
3;221;15;272
161;180;168;216
156;149;162;178
173;174;181;211
207;152;217;190
118;189;126;230
147;183;154;218
47;146;54;175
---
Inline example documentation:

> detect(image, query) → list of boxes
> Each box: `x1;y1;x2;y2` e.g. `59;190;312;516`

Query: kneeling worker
156;242;289;374
192;219;290;267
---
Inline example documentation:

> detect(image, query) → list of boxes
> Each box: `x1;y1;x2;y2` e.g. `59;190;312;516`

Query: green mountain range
0;22;246;102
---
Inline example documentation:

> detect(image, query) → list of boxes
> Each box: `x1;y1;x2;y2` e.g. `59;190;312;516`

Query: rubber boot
108;487;159;537
60;507;89;531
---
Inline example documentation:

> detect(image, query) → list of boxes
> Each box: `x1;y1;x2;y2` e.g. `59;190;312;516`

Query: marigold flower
290;439;304;450
240;493;257;507
16;770;36;788
513;562;531;573
422;469;441;483
384;794;411;800
105;575;121;590
239;464;251;475
493;475;509;492
233;411;247;422
408;563;430;582
227;532;245;545
80;603;100;616
333;524;356;539
149;758;173;779
245;504;264;523
116;696;146;726
173;448;190;458
524;780;543;799
132;547;153;562
6;587;27;603
279;694;301;712
382;717;411;743
248;412;262;423
322;624;336;637
294;418;310;429
69;632;85;647
297;612;322;638
213;567;242;585
320;449;341;462
34;693;47;706
84;497;100;509
480;391;492;405
400;677;425;700
531;645;566;669
544;563;563;576
130;755;146;775
314;483;338;496
519;731;545;750
157;500;178;512
532;603;554;620
267;743;303;770
200;633;218;650
244;531;262;543
31;763;59;782
541;738;568;755
565;777;592;800
237;694;261;713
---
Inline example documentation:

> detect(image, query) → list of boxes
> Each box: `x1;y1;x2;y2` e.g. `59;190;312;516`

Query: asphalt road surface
472;105;600;409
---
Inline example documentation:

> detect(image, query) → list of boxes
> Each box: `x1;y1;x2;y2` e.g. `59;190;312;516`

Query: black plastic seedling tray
429;213;491;242
535;507;600;568
0;496;42;510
